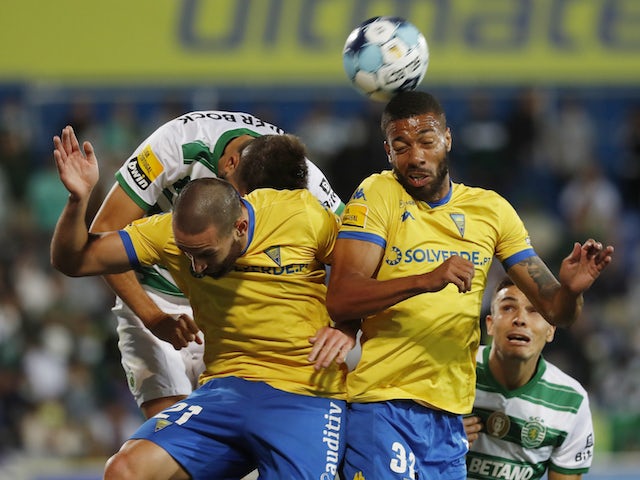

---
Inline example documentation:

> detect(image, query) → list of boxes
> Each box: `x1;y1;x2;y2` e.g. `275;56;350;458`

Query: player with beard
89;110;343;420
325;91;613;479
51;131;354;479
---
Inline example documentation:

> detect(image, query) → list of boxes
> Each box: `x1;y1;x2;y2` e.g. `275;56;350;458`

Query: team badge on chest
521;417;546;448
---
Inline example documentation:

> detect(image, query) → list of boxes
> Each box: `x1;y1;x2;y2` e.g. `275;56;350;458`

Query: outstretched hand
149;313;203;350
53;125;99;200
559;239;614;294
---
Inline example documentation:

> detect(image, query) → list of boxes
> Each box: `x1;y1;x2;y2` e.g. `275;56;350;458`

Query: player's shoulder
452;182;519;218
351;170;403;198
126;213;175;249
131;211;173;228
541;358;589;397
453;182;506;203
366;170;397;186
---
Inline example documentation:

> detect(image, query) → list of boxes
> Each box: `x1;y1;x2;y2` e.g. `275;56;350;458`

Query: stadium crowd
0;86;638;461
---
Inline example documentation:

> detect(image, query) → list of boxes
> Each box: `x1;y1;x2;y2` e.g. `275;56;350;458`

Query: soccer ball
343;16;429;102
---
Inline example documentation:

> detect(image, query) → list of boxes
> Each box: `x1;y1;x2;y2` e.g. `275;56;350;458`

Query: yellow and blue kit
339;171;535;480
119;188;347;479
339;171;535;413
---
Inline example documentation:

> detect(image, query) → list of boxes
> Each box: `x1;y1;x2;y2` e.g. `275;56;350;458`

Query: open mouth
407;171;430;188
506;333;531;345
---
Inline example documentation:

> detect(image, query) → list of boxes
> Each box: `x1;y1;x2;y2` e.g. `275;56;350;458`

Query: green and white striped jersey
467;345;594;480
114;110;343;297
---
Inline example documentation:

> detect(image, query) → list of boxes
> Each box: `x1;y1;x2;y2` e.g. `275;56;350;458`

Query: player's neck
489;354;538;391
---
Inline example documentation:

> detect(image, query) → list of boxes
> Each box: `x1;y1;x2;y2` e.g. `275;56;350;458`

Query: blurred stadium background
0;1;638;478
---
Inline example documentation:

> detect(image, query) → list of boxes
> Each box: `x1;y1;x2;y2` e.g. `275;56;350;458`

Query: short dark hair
236;134;308;193
380;91;447;135
493;276;515;299
173;177;242;236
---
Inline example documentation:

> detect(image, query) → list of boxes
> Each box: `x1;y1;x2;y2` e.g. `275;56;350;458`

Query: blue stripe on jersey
502;248;536;270
241;198;255;255
337;230;386;249
118;230;140;268
427;180;453;208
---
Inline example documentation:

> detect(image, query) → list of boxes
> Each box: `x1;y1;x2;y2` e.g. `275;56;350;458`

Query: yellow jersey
121;188;345;399
339;171;535;413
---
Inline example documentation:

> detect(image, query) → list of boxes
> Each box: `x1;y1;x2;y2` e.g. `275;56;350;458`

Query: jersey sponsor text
385;247;490;266
232;263;309;275
467;457;534;480
321;402;343;478
127;157;152;189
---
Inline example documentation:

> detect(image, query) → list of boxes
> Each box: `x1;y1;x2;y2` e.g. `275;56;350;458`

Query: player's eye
392;146;409;155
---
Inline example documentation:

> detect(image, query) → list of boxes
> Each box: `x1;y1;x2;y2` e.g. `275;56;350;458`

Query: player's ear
234;218;248;237
384;141;392;163
221;151;241;177
485;314;495;336
545;325;556;343
445;127;452;152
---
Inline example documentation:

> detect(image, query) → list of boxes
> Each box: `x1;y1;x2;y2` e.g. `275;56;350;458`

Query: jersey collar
426;180;454;208
240;198;255;255
482;344;548;398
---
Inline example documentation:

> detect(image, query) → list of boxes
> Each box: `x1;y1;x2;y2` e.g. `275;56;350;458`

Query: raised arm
507;240;614;328
326;238;475;323
50;126;132;277
52;126;201;349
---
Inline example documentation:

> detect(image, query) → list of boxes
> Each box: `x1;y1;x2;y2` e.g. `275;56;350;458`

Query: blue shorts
341;400;468;480
131;376;346;480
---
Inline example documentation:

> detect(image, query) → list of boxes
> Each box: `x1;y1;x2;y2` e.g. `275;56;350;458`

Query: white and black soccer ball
343;16;429;102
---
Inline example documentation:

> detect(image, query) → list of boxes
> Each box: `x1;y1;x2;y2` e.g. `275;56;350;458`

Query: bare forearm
328;244;476;322
508;257;584;328
547;286;584;328
327;275;425;322
510;277;582;328
51;195;93;275
51;127;132;276
51;195;133;277
103;272;170;328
